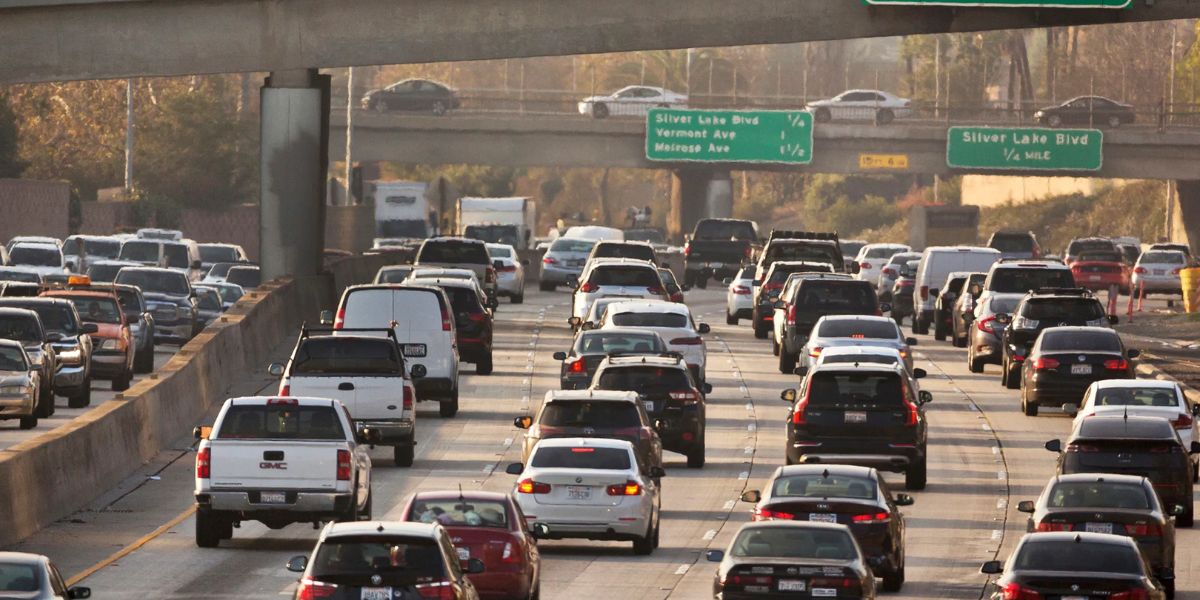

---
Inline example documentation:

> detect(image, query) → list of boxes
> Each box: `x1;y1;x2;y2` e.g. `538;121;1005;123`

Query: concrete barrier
0;255;394;546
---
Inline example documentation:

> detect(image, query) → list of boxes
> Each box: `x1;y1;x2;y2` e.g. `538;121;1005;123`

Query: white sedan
806;89;912;124
598;300;710;383
578;86;687;119
1132;249;1188;301
799;315;916;373
724;267;755;325
1071;379;1200;475
487;243;526;304
506;437;663;555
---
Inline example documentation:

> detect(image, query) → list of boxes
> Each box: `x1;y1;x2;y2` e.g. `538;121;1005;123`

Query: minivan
912;246;1001;334
330;284;461;417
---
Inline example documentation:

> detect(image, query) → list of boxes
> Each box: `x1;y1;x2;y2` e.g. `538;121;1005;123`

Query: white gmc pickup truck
269;328;422;466
193;396;373;548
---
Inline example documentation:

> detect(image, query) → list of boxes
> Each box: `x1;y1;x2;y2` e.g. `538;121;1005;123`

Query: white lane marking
522;378;530;386
744;447;754;455
738;471;749;480
997;498;1007;509
674;564;690;575
991;530;1003;540
746;424;756;432
981;423;992;431
503;438;513;447
744;402;754;411
482;465;495;474
724;500;736;510
703;529;717;540
991;446;1000;454
997;471;1007;480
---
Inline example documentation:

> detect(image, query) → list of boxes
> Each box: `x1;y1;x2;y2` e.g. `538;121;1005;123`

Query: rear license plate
642;400;655;413
456;547;470;561
812;589;837;598
1088;275;1102;281
809;513;837;523
361;588;392;600
402;344;427;357
844;411;867;423
567;486;591;501
259;491;286;504
1154;269;1165;276
1085;522;1113;534
778;580;806;592
1071;364;1093;375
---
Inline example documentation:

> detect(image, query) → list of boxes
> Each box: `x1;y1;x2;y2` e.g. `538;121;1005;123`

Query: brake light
670;336;703;345
1124;522;1163;536
851;512;890;524
1172;413;1193;428
860;262;872;270
752;508;795;521
567;358;586;373
1033;357;1060;370
196;446;210;479
1134;266;1147;274
882;268;897;278
333;306;346;330
809;347;823;358
517;479;552;494
579;282;599;293
902;382;919;427
414;580;455;600
725;574;775;586
296;578;338;600
403;384;414;410
669;390;701;405
1035;522;1073;532
1104;358;1128;371
744;245;753;259
1001;582;1044;600
440;302;452;331
336;449;351;481
467;312;486;323
976;316;998;334
1171;267;1183;275
1065;443;1100;453
267;398;298;405
792;383;812;425
501;541;520;563
485;266;496;284
786;303;797;326
919;285;929;301
1110;590;1150;600
542;257;557;265
606;481;642;496
278;383;291;396
683;243;691;257
498;264;517;272
733;285;751;295
647;284;664;295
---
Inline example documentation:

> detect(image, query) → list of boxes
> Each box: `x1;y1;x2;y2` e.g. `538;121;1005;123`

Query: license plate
1071;364;1093;375
844;411;867;423
778;580;806;592
567;486;591;501
642;400;655;413
402;343;427;357
809;513;837;523
1085;522;1113;534
259;491;286;504
812;589;837;598
361;588;392;600
1088;275;1102;281
1154;269;1165;276
456;547;470;561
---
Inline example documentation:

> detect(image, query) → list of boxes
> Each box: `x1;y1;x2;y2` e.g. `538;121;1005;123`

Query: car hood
143;291;189;304
806;99;835;107
580;94;615;103
88;322;125;339
0;372;32;386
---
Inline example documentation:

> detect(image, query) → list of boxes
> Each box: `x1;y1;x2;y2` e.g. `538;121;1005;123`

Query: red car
1069;250;1131;294
401;491;541;600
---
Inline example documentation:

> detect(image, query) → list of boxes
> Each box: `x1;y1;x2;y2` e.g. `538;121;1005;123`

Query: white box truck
373;181;433;238
456;197;537;249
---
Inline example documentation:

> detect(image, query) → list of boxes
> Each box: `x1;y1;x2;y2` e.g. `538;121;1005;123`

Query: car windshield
1013;540;1141;574
211;285;243;304
86;264;126;283
410;499;509;528
530;446;632;470
9;246;60;267
309;537;446;584
293;338;402;375
989;269;1075;293
199;246;239;263
986;296;1021;315
119;241;160;262
0;316;40;342
575;332;662;354
217;405;345;440
1068;240;1115;256
63;297;122;324
163;244;191;268
596;366;691;391
0;346;27;371
208;263;237;279
588;266;659;287
611;312;688;328
116;270;190;295
0;303;77;335
1140;252;1185;265
0;268;40;283
226;267;261;288
1094;386;1179;407
195;290;222;310
807;372;905;407
0;562;39;592
377;267;413;283
464;225;520;246
887;254;920;266
78;239;121;258
772;474;877;499
990;234;1034;252
550;238;595;253
419;241;489;264
539;401;640;428
1024;299;1105;321
594;244;654;261
487;246;513;259
1048;481;1151;510
731;527;857;560
1040;331;1122;353
796;282;875;311
816;320;898;340
694;220;755;240
866;247;903;259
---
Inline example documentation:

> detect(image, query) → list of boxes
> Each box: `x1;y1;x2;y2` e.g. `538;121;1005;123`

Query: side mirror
193;426;212;440
1108;315;1119;325
995;313;1012;325
1190;441;1200;455
319;310;334;325
505;463;524;475
780;388;798;403
705;549;725;562
465;558;486;574
567;316;581;328
410;364;427;379
1062;404;1079;418
1191;404;1200;417
81;323;99;335
867;556;886;568
649;466;666;478
793;366;808;377
514;416;533;429
661;262;671;268
912;368;927;379
267;362;285;377
286;555;308;573
906;337;918;346
653;418;666;431
929;289;939;298
553;351;567;361
1017;500;1036;513
773;300;785;310
879;302;892;313
751;280;761;287
566;277;579;290
894;493;915;506
531;522;550;538
980;560;1003;575
580;322;594;331
722;278;733;285
740;490;762;503
697;323;711;334
702;382;713;395
487;298;499;310
1172;504;1187;516
918;390;933;405
1127;348;1141;359
851;263;861;274
1045;439;1062;453
68;588;91;599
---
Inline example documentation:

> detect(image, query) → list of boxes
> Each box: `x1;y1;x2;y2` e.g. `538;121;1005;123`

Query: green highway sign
865;0;1129;6
946;126;1103;172
646;108;813;165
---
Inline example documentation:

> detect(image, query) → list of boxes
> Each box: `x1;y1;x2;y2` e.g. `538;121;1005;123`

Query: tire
394;443;415;468
538;281;556;292
67;382;91;409
112;372;131;392
753;319;768;339
905;456;927;490
778;345;796;374
632;524;655;555
652;518;661;548
19;415;37;430
195;509;222;548
1164;578;1176;599
913;316;928;335
511;292;524;304
814;107;831;123
771;336;780;356
1179;505;1194;528
968;349;985;373
440;390;459;418
953;334;967;348
592;103;609;119
881;556;905;592
339;482;362;522
875;108;895;126
1004;361;1021;390
432;100;448;116
134;345;155;374
934;319;946;341
726;310;738;326
1022;388;1039;417
695;277;707;290
476;353;494;375
686;438;705;469
361;490;373;521
37;384;54;418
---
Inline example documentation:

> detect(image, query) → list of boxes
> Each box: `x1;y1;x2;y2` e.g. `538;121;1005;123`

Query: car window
0;315;41;342
0;562;40;592
0;268;40;283
310;536;446;583
611;311;687;328
1048;481;1152;509
540;400;641;428
9;246;61;267
195;290;222;310
988;268;1075;293
199;246;240;263
1023;299;1105;321
293;338;403;375
1013;540;1141;574
377;268;413;283
768;264;830;285
62;297;122;324
588;266;659;287
119;241;160;262
116;270;191;295
1140;252;1184;265
693;220;757;241
550;238;595;253
217;405;346;440
576;332;662;355
409;499;509;529
115;289;144;315
225;267;261;288
1039;331;1121;353
0;345;27;371
211;285;243;304
1068;240;1115;256
795;282;875;311
464;225;520;246
596;366;691;391
731;527;856;560
419;241;489;264
78;239;121;258
985;296;1020;315
772;474;877;499
1094;386;1179;408
866;247;902;259
766;242;840;265
530;446;632;470
487;246;513;259
439;286;484;316
990;234;1034;252
816;319;898;340
806;372;907;407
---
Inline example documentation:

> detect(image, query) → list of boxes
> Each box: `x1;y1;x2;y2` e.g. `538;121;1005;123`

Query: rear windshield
486;246;513;258
196;290;222;310
549;238;595;253
731;527;856;560
210;285;243;304
10;246;61;267
293;338;402;375
986;296;1021;315
208;263;236;279
611;311;688;328
409;499;509;529
440;286;483;315
0;562;40;592
694;220;756;240
309;537;445;583
588;266;659;287
768;264;830;284
376;268;413;283
1068;240;1116;256
771;474;877;499
624;230;665;243
0;315;40;342
119;241;160;262
419;241;489;264
1140;252;1185;265
1048;481;1151;510
0;268;40;283
540;401;640;428
989;268;1075;293
0;302;77;335
530;446;632;470
0;346;27;371
226;267;261;288
767;242;840;266
816;319;898;340
841;242;866;257
807;372;905;407
990;234;1034;252
866;247;904;259
596;366;691;391
887;253;921;266
116;270;190;295
575;332;663;354
1094;386;1179;407
78;239;121;258
86;264;124;283
200;245;240;263
63;297;122;324
1039;331;1121;353
1077;252;1122;263
464;225;519;246
217;405;345;440
795;282;876;311
1014;540;1140;574
1023;299;1105;321
594;244;655;261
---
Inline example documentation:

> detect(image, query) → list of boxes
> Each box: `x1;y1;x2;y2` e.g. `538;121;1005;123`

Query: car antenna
1074;534;1082;543
822;468;830;479
458;483;466;504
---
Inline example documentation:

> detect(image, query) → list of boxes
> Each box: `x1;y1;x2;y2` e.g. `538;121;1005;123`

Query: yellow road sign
859;154;909;170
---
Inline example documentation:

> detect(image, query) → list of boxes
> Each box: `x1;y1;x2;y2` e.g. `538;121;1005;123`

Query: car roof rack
768;230;840;243
299;325;398;341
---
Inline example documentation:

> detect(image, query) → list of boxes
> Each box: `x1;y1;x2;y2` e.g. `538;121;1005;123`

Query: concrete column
1170;180;1200;250
668;169;715;242
704;170;734;220
260;69;330;280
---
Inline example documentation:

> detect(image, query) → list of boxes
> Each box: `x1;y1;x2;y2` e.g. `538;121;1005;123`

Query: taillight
485;266;496;283
1124;522;1163;536
1134;266;1147;274
1110;589;1150;600
333;306;346;330
467;312;486;323
517;479;551;494
808;347;823;358
1104;358;1128;371
647;285;664;295
1035;521;1073;532
882;268;897;278
733;285;751;295
542;257;557;265
1171;267;1183;275
278;382;291;396
498;264;517;272
579;282;599;293
744;245;753;259
752;508;795;521
267;398;298;406
296;578;338;600
196;446;211;479
902;383;919;427
919;285;929;301
414;580;455;600
403;384;414;410
683;243;691;257
860;262;872;270
567;358;586;373
669;390;701;405
501;541;520;563
1065;443;1100;453
670;336;703;345
786;303;797;326
336;449;351;481
440;302;452;331
725;574;775;586
851;512;890;523
1173;413;1193;429
606;481;641;496
1001;582;1044;600
792;384;812;425
1033;357;1060;370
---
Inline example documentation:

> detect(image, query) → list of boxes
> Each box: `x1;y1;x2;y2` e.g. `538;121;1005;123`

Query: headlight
57;349;82;365
100;338;128;351
25;350;43;367
0;385;29;396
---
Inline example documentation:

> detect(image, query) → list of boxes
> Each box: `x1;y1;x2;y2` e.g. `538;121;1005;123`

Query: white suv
571;258;667;322
597;300;710;383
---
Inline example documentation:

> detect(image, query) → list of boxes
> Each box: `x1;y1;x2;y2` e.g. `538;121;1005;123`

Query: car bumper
654;411;704;452
357;419;415;445
197;490;354;516
788;439;922;473
973;336;1004;365
155;322;193;343
53;364;88;390
496;276;523;296
91;351;131;377
686;262;742;278
540;265;583;284
1028;372;1130;404
1075;273;1127;290
0;395;36;418
560;374;592;390
1132;275;1182;293
471;572;533;600
522;504;652;541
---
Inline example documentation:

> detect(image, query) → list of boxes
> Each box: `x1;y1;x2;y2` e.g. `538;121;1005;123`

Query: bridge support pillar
668;169;733;242
260;69;330;280
1170;181;1200;251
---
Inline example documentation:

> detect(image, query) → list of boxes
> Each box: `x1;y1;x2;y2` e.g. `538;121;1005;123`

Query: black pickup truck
683;218;761;289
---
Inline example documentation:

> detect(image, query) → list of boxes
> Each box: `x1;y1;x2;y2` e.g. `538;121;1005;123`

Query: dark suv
553;328;668;389
755;231;844;283
751;261;834;338
591;355;712;468
784;362;932;489
423;279;494;375
999;288;1112;389
1019;326;1138;416
775;276;881;364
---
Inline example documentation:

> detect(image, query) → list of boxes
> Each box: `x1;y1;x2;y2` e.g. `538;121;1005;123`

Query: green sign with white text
946;126;1103;172
865;0;1128;7
645;108;813;165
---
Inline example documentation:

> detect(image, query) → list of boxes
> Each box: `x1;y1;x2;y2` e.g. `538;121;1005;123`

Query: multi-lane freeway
8;287;1198;599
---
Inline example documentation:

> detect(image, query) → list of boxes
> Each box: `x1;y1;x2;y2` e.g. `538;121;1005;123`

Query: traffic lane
0;345;175;450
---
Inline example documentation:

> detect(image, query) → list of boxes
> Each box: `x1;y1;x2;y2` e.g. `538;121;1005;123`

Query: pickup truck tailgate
210;441;341;490
287;376;404;421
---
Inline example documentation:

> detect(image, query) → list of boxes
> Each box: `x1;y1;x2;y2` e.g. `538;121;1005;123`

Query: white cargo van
327;284;461;417
912;246;1001;334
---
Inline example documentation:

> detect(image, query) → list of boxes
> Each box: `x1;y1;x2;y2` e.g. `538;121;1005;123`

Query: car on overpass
806;89;912;125
1034;95;1135;128
578;85;687;119
362;78;460;116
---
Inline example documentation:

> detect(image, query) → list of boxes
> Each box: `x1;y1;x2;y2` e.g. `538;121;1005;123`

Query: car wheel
632;524;655;555
538;281;556;292
1004;361;1021;390
771;336;780;356
905;456;927;490
19;415;37;430
1164;577;1176;599
1107;115;1121;128
726;310;738;326
753;319;768;339
652;516;661;548
881;554;905;592
439;390;459;418
875;108;895;126
67;381;91;409
431;100;448;116
934;321;946;341
195;509;223;548
686;437;705;469
476;353;494;375
1048;114;1063;127
778;345;796;374
511;292;524;304
394;443;415;468
1179;505;1194;528
814;107;831;123
135;346;155;374
953;334;967;348
112;372;132;392
37;383;54;418
592;103;610;119
1022;387;1039;417
372;99;387;112
968;351;984;373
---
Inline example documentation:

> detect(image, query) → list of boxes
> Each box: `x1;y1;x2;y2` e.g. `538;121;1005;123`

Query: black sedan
1034;95;1135;128
981;532;1166;600
362;79;460;115
707;521;877;599
553;327;668;390
739;465;912;591
1019;473;1179;597
1019;326;1138;416
0;551;91;599
1046;416;1199;527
